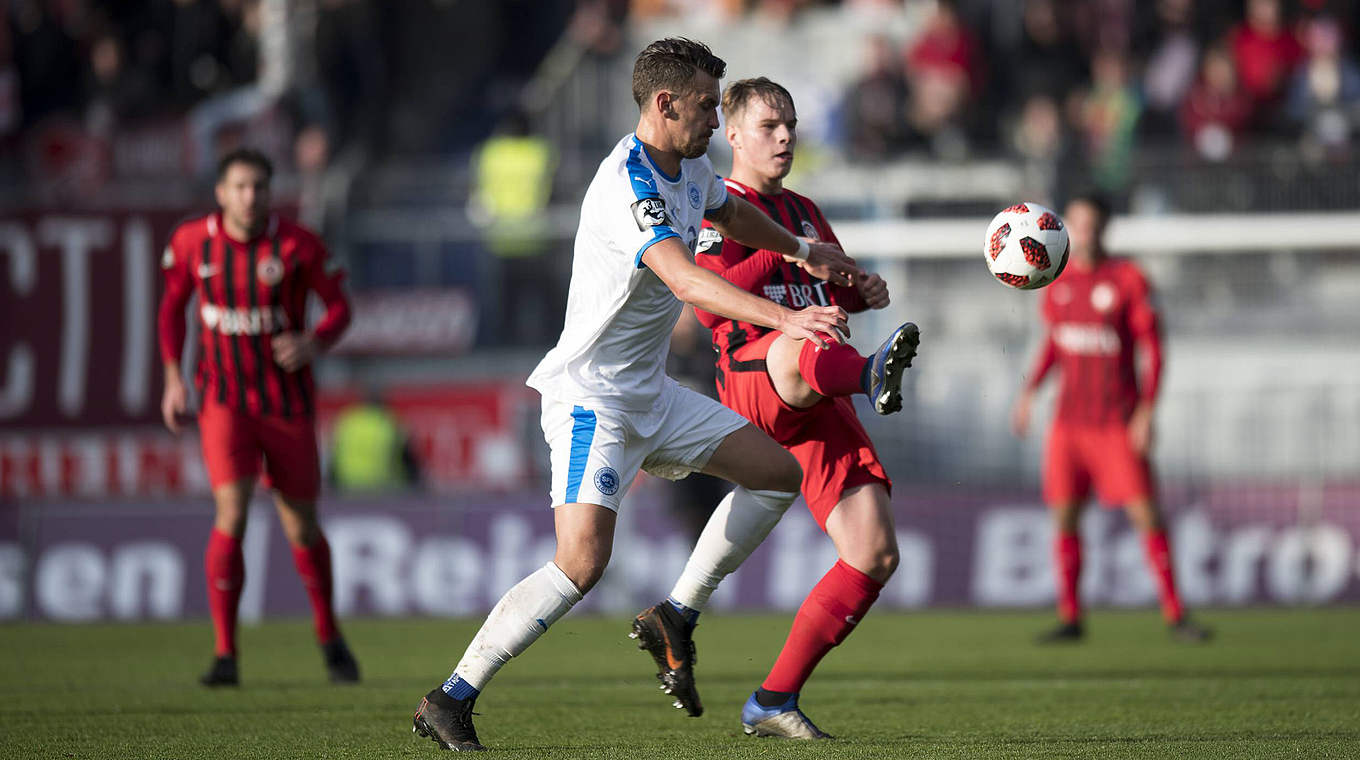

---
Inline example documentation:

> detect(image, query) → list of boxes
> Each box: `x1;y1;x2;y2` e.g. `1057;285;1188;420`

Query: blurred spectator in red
1181;43;1253;161
1230;0;1302;119
1139;0;1201;137
902;0;981;158
1077;49;1141;189
906;0;983;97
1287;14;1360;153
843;34;910;161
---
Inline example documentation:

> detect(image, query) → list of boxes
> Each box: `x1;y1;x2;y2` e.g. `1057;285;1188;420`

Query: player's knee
553;549;611;594
847;542;898;584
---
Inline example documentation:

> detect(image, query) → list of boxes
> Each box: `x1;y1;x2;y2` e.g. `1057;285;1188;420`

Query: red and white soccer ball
983;202;1069;290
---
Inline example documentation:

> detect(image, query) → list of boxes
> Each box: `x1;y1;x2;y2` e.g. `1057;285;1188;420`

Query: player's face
727;95;797;182
215;163;271;235
1064;200;1107;266
669;71;721;159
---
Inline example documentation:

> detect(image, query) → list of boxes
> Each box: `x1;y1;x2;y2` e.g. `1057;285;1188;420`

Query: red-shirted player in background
1012;192;1211;644
682;78;919;739
159;148;360;685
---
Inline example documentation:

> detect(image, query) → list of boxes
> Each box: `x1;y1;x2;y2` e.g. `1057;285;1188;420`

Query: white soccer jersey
527;133;730;411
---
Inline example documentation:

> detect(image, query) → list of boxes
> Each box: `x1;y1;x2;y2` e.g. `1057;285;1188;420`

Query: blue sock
666;597;700;627
442;673;480;700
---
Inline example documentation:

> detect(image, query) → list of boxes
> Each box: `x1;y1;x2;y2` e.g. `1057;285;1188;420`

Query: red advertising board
1;382;536;500
0;209;197;428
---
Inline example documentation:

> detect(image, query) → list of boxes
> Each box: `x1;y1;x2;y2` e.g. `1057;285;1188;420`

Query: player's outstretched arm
706;196;860;286
643;237;848;349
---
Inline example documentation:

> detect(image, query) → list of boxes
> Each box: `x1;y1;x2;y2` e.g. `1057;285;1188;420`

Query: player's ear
656;90;677;119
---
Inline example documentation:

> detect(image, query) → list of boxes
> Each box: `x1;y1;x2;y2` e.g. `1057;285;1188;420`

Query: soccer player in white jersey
410;38;863;752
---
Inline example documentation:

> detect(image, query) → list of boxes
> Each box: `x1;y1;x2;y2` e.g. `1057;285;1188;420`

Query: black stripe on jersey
247;241;271;415
204;238;228;405
268;237;294;418
222;241;249;413
780;195;817;293
287;249;315;417
747;193;790;292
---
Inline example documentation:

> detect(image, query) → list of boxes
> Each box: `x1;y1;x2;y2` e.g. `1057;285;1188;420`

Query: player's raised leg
201;479;251;686
634;423;802;717
765;323;920;415
1124;497;1211;642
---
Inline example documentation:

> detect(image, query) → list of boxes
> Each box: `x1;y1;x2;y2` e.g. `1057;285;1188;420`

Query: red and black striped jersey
694;178;867;361
158;212;351;418
1025;256;1162;425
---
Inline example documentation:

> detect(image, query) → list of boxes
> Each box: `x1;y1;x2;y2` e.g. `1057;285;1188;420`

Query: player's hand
272;331;319;372
162;375;188;435
1128;401;1154;455
1011;391;1034;438
777;304;849;349
855;272;890;309
787;239;860;287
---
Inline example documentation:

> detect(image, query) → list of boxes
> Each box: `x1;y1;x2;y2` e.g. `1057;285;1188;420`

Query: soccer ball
983;202;1069;290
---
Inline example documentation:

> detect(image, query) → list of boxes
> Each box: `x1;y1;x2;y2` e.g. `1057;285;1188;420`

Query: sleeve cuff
634;229;680;268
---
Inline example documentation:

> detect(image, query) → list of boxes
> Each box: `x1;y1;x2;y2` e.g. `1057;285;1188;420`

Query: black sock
754;688;795;708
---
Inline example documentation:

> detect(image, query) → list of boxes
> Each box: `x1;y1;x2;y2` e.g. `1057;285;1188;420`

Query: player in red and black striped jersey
1012;192;1210;643
686;78;920;739
158;148;360;685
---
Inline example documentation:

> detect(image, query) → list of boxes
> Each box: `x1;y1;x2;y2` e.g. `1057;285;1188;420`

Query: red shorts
1042;422;1152;507
718;331;891;530
198;400;321;501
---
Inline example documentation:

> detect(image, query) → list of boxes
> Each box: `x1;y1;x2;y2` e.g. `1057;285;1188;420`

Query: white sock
668;487;796;612
450;561;583;691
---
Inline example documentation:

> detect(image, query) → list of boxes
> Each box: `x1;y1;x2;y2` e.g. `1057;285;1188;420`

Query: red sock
797;339;868;398
1143;530;1184;623
762;560;883;693
205;529;244;657
1055;532;1082;624
291;534;340;644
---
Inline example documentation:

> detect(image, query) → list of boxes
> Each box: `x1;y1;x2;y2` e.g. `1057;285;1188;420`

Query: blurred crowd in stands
838;0;1360;185
4;0;1356;202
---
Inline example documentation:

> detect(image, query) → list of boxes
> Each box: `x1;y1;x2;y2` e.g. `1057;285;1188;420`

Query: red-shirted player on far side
684;77;920;739
1011;192;1211;644
159;148;361;685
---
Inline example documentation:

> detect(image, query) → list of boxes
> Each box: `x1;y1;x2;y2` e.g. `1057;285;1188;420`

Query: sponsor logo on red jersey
200;304;290;336
1053;323;1121;356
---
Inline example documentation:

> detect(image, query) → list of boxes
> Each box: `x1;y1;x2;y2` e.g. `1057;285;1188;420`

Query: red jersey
158;212;351;418
1025;256;1162;426
694;179;867;374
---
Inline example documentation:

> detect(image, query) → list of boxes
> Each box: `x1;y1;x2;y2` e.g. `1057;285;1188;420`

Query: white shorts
540;377;749;510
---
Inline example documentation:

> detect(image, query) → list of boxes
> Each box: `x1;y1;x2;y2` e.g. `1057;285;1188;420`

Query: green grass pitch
4;609;1358;759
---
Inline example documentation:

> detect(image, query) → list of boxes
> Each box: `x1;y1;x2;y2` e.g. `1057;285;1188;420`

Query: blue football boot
864;322;920;415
